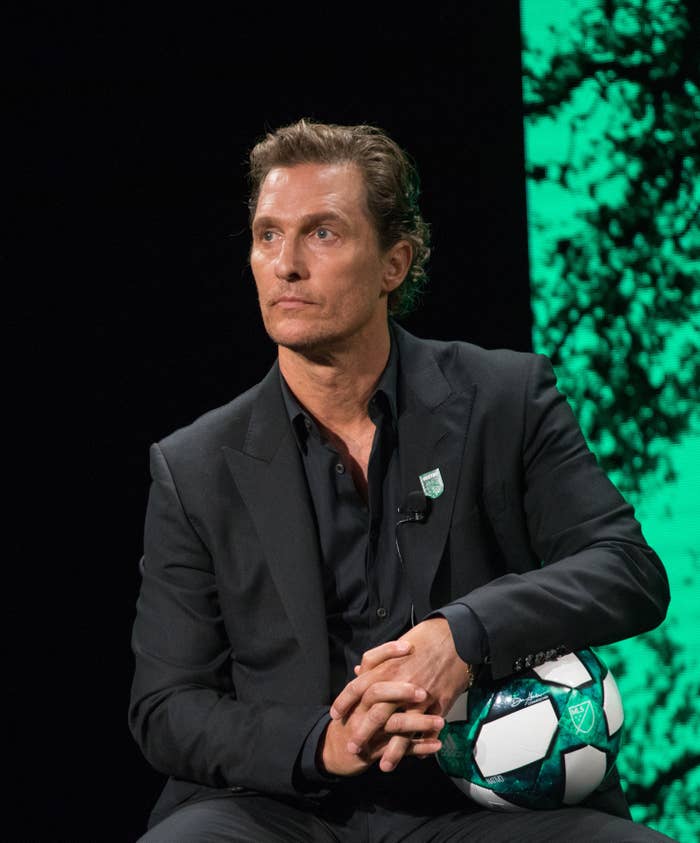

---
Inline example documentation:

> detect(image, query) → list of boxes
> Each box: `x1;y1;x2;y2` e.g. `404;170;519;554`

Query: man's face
250;162;404;354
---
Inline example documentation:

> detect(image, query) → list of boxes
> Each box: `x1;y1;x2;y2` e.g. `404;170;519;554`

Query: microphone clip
397;490;430;523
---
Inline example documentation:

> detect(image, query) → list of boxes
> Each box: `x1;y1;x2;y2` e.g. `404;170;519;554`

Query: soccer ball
437;648;624;811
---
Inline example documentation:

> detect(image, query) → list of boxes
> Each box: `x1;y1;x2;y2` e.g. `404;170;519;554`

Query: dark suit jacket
129;324;670;825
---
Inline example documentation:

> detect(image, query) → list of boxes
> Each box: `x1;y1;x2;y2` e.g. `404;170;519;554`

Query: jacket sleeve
128;443;328;796
457;353;670;680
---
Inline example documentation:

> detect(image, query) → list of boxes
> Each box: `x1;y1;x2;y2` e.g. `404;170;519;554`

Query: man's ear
382;240;413;293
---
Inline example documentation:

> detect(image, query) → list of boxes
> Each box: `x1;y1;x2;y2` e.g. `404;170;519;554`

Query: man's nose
275;237;306;281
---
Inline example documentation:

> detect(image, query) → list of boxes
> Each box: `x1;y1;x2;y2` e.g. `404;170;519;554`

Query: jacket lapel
395;326;476;621
222;364;330;696
220;327;476;686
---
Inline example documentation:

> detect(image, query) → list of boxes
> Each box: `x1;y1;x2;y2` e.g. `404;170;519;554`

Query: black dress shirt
280;329;487;787
280;337;412;699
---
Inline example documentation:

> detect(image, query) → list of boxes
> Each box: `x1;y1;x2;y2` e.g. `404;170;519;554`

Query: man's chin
263;310;384;359
267;324;346;359
273;332;333;355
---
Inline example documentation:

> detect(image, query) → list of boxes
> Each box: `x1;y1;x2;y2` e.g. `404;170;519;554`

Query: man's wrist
430;603;489;667
315;719;332;775
294;712;338;790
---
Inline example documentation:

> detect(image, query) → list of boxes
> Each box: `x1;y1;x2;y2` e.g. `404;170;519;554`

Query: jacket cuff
293;711;340;794
429;603;489;665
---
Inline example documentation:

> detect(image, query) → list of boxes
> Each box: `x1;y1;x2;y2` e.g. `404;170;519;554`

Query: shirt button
376;607;388;619
303;417;312;431
335;462;345;474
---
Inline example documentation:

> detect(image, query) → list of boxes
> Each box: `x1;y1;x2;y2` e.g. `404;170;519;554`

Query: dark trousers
139;762;676;843
138;794;675;842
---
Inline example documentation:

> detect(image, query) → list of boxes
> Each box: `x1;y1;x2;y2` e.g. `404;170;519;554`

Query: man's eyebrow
252;211;348;231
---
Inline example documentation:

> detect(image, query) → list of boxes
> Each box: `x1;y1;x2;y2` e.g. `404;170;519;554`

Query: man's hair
247;118;431;318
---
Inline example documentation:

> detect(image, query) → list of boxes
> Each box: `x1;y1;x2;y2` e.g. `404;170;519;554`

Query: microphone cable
395;490;430;628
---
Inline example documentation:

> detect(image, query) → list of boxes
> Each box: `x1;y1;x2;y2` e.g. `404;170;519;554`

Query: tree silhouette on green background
521;0;699;838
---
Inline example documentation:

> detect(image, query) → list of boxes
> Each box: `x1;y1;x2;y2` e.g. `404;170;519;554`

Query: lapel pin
419;468;444;499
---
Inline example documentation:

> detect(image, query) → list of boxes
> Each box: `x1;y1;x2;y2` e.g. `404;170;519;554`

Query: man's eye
316;228;331;240
261;231;274;242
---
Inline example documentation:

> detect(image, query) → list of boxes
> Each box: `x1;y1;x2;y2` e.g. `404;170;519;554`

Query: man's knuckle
368;706;388;726
388;713;403;731
365;683;382;702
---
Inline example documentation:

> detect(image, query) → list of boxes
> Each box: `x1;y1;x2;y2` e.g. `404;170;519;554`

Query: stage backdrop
521;1;699;840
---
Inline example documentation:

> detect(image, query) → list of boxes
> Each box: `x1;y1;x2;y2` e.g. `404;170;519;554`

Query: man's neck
278;325;391;436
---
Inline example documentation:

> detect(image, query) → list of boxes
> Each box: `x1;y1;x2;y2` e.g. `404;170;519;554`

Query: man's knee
137;795;333;843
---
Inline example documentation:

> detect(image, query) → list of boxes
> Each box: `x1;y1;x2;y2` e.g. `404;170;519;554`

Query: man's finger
345;684;429;751
330;675;366;720
407;737;443;758
332;671;426;721
379;735;411;772
378;734;442;771
354;640;413;675
347;697;437;751
383;711;444;736
331;669;397;720
360;681;427;708
346;701;395;755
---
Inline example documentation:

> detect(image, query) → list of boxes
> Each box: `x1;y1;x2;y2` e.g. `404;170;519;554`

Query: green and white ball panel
445;691;469;723
532;651;593;687
602;670;624;735
474;698;559;778
562;745;608;804
462;782;525;812
437;649;624;811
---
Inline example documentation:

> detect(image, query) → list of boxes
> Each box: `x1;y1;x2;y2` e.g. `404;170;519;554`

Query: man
130;119;672;841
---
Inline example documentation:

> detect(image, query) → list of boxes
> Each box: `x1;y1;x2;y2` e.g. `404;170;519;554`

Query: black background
10;4;531;839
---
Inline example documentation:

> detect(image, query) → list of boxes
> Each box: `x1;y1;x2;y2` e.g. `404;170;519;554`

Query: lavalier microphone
397;490;430;523
395;491;430;626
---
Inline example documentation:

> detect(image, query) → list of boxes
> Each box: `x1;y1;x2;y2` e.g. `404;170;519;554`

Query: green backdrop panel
521;1;699;839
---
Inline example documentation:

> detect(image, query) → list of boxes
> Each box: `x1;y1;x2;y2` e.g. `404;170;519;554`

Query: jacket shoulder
405;329;548;393
155;378;265;467
439;337;537;374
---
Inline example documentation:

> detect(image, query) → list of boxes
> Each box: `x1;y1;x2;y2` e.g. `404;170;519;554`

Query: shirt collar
279;326;399;451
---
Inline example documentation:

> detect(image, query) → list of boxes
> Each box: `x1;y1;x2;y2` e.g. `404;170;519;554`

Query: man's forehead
263;161;360;185
255;162;367;214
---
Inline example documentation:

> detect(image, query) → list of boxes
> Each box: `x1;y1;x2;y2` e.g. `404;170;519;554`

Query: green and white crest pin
419;468;444;499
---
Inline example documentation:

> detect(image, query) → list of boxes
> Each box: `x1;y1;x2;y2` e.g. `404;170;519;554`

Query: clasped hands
318;617;472;777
